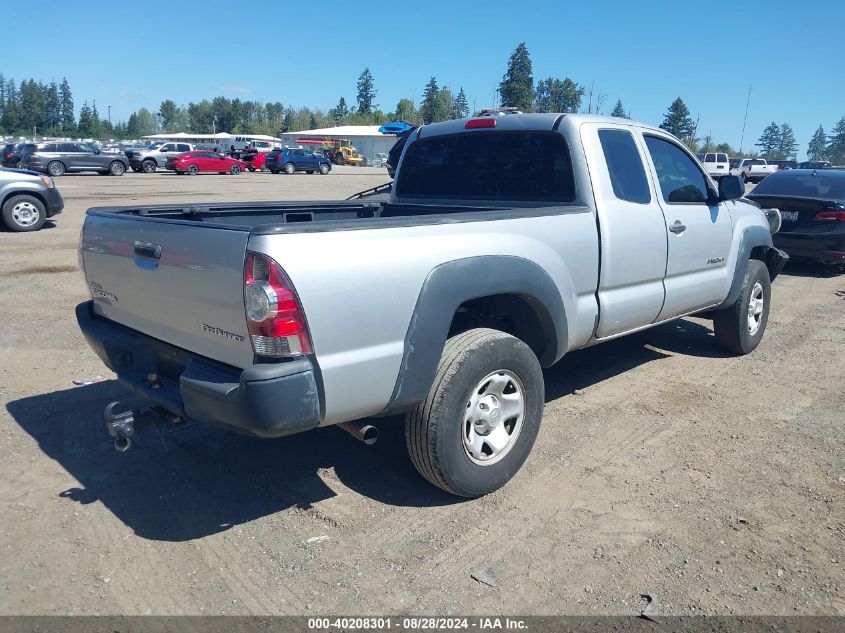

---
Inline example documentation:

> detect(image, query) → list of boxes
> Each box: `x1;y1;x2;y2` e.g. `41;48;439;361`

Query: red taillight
244;252;312;357
465;118;497;129
812;210;845;223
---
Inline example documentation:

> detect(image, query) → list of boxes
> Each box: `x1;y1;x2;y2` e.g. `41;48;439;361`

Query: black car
747;169;845;265
796;161;831;170
19;142;128;176
1;143;25;168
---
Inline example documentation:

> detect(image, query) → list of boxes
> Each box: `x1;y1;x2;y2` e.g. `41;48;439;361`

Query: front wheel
109;161;126;176
319;163;330;175
230;164;241;174
2;194;46;232
405;328;544;498
142;160;157;173
713;259;771;355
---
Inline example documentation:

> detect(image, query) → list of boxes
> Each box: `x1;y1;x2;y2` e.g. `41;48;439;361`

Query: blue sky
3;1;843;158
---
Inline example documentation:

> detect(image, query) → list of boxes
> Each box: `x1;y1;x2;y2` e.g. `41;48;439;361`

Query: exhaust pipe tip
337;421;379;445
114;435;131;452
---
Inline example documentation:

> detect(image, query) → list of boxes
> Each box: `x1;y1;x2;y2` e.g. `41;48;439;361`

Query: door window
59;143;78;152
644;136;710;204
597;129;651;204
177;144;190;152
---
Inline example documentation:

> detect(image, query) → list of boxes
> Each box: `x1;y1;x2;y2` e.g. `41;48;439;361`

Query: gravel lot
0;169;842;616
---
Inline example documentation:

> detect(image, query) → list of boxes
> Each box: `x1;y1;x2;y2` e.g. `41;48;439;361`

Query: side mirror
94;148;101;154
718;175;744;201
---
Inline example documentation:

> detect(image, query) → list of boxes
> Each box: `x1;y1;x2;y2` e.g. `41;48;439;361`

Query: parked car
796;161;832;170
696;152;730;180
265;148;332;174
164;151;246;175
747;169;845;264
730;158;778;183
2;143;25;168
127;142;193;173
768;160;796;171
243;152;267;172
370;152;390;168
0;167;64;231
76;113;786;497
19;142;129;176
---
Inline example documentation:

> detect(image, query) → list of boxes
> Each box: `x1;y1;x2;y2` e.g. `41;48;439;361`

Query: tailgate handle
134;241;162;260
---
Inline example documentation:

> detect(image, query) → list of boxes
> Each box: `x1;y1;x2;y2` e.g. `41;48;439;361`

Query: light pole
107;105;112;132
213;115;217;136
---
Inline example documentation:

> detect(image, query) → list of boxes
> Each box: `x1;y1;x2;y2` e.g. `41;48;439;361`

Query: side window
177;144;190;152
597;129;651;204
644;136;709;204
60;143;77;152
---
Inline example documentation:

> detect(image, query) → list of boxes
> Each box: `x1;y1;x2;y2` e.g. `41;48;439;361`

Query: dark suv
265;148;332;174
19;142;129;176
1;143;25;168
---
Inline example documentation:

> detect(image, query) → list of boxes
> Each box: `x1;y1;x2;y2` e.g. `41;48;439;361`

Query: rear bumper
76;301;321;438
774;231;845;263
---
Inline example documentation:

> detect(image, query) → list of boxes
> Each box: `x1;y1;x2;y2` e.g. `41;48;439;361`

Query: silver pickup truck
77;113;787;497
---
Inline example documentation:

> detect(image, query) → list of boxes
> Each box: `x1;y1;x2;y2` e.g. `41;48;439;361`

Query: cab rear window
396;131;576;202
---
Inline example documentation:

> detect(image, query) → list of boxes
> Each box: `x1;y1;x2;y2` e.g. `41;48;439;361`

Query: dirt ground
0;169;842;617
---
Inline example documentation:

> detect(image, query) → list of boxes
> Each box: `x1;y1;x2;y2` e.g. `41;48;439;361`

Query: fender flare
717;225;777;309
379;256;568;415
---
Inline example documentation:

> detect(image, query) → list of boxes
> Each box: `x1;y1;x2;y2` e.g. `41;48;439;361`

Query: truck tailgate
80;213;255;369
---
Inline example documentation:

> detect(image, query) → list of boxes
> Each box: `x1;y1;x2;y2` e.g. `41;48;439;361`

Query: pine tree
420;77;446;124
330;97;349;125
2;79;20;132
454;88;469;119
755;122;781;159
659;98;696;141
777;123;797;160
356;68;377;115
59;78;74;132
498;42;534;111
827;117;845;165
394;98;419;124
610;99;628;119
77;101;93;137
807;125;827;161
46;80;60;132
0;74;5;124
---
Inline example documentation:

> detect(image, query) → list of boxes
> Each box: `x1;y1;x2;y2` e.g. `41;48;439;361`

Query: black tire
269;169;279;174
405;328;544;498
2;194;46;232
306;170;314;174
47;161;65;177
187;164;199;175
713;259;771;355
283;162;295;175
319;163;330;175
131;166;141;173
142;160;157;173
109;161;126;176
230;164;241;174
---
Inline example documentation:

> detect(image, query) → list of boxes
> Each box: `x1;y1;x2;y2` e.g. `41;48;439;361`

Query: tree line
3;51;845;163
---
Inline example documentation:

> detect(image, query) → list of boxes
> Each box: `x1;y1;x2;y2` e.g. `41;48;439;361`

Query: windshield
751;172;845;200
396;131;576;202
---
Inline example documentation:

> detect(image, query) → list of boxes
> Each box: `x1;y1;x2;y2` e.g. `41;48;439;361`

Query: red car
166;151;246;175
244;152;267;172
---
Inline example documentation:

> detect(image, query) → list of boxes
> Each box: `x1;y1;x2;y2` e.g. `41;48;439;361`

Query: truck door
582;124;668;338
641;133;733;319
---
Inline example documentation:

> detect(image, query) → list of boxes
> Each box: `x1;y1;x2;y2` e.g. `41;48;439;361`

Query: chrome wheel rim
188;165;198;175
11;200;40;227
48;162;63;176
111;162;124;175
463;370;525;466
747;282;764;335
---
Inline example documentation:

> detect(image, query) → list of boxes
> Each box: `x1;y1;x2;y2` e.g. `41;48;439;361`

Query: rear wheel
230;164;241;174
405;328;544;497
187;164;199;175
47;161;65;177
283;162;295;174
713;259;771;355
109;161;126;176
2;194;46;232
142;160;157;173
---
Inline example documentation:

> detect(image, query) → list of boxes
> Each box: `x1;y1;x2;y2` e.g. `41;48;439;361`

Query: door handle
669;221;686;234
134;240;162;260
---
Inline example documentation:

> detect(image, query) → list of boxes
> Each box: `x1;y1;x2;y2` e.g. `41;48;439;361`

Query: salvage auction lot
0;171;842;616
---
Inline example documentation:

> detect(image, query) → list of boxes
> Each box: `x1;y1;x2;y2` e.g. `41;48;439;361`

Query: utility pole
213;115;217;136
738;84;751;155
107;105;112;130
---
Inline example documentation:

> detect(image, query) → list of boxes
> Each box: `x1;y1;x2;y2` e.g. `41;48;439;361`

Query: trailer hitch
103;402;180;452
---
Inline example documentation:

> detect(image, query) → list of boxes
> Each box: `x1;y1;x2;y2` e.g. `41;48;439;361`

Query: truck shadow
6;318;720;542
779;260;844;278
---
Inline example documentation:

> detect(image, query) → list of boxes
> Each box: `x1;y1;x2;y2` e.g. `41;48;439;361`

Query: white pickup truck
696;152;730;181
77;113;787;497
731;158;778;183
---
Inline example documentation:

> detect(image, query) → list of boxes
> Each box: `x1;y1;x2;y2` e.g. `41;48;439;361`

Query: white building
141;132;281;151
280;126;397;161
